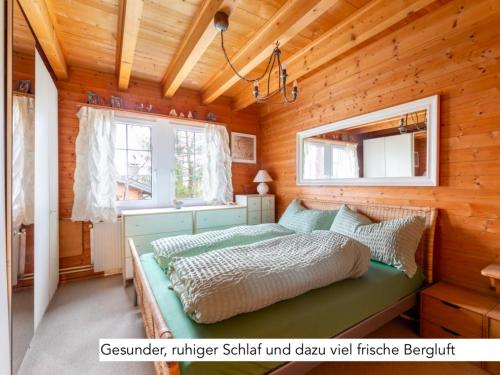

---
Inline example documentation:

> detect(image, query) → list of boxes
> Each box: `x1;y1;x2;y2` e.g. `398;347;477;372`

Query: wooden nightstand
486;305;500;374
482;263;500;295
420;282;498;338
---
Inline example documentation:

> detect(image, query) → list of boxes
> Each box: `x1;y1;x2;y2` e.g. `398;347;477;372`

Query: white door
48;70;59;300
34;51;59;329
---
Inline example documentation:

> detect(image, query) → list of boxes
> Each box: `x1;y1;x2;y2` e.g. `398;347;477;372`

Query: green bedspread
140;252;424;375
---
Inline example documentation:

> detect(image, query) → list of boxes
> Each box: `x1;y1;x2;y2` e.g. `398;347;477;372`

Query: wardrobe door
34;51;49;330
384;133;414;177
48;68;59;301
363;137;385;177
0;2;10;374
34;50;59;329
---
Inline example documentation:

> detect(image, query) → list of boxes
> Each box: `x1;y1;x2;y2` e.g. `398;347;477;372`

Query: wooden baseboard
59;265;105;284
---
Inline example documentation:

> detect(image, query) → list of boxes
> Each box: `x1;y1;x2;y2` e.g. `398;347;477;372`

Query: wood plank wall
56;67;260;279
259;0;500;294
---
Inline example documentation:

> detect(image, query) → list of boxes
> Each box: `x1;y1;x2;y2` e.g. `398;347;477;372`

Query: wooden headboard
301;199;438;284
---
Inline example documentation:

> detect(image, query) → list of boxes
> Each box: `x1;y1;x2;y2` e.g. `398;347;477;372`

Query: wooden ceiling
13;1;35;55
15;0;443;110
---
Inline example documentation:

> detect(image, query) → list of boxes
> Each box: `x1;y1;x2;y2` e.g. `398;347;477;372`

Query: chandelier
214;11;298;103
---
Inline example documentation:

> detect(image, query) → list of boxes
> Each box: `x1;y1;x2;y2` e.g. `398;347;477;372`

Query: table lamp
253;170;272;195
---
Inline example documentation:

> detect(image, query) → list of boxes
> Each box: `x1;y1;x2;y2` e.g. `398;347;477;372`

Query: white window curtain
332;143;359;178
303;140;327;179
12;95;35;228
202;124;233;204
71;106;118;223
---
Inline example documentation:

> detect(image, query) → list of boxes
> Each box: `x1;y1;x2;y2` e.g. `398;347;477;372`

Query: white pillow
330;205;425;277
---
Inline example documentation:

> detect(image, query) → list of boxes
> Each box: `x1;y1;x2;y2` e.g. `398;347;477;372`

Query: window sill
116;199;208;212
118;203;243;217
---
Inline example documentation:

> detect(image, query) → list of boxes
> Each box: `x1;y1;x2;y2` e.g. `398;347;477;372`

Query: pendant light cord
220;32;277;84
219;31;297;103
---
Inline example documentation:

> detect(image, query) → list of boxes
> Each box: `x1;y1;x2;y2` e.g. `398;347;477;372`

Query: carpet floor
18;275;487;375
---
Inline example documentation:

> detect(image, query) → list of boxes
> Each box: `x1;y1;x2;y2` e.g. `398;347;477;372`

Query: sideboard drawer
262;196;275;211
196;225;234;234
247;196;262;212
196;208;246;230
125;212;192;236
262;209;275;223
421;295;483;338
248;210;261;225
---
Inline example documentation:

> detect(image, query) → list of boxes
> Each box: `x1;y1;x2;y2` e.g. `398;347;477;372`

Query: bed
130;201;437;375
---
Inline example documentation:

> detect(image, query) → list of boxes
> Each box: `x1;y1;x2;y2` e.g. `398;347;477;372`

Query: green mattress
140;252;424;375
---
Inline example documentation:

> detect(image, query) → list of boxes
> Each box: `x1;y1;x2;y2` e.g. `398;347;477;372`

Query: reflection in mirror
11;1;35;373
302;110;427;179
298;95;438;186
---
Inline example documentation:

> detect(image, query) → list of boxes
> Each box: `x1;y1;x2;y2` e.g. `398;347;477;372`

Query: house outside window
114;116;205;210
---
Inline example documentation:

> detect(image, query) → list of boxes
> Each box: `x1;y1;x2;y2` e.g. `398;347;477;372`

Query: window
115;122;152;201
113;116;206;209
174;128;205;199
303;139;359;180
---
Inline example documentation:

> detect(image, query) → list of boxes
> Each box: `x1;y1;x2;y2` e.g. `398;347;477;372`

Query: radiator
12;228;27;287
91;220;122;275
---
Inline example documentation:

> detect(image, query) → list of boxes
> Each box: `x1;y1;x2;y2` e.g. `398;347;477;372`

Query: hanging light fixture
214;11;298;103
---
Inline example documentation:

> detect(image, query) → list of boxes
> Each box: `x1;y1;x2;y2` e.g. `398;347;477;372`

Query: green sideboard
121;205;247;282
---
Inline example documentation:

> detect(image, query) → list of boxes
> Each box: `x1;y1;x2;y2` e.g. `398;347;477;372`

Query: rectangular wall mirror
297;95;439;186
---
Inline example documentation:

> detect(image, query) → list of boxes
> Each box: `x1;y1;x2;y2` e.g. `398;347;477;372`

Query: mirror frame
296;95;439;187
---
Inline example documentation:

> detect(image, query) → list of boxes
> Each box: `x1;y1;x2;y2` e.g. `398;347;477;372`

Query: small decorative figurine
207;112;217;121
169;109;178;117
16;80;31;93
87;91;101;105
111;96;123;109
179;112;185;118
187;111;193;119
145;104;153;112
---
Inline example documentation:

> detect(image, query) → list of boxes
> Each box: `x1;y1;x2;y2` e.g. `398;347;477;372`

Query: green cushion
330;205;425;277
278;199;337;233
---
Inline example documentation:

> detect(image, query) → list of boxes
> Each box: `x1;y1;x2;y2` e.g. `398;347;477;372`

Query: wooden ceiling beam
162;0;241;98
17;0;68;79
233;0;439;111
201;0;340;105
116;0;144;90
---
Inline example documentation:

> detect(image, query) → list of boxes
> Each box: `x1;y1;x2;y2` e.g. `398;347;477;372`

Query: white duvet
167;230;371;324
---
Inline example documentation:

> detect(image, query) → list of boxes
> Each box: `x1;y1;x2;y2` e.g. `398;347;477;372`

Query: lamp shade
253;170;272;183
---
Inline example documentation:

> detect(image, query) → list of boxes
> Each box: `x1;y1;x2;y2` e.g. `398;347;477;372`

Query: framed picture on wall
231;132;256;164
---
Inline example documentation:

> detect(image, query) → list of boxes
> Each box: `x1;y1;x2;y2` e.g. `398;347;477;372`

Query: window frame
172;124;206;207
113;115;206;211
114;120;154;204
